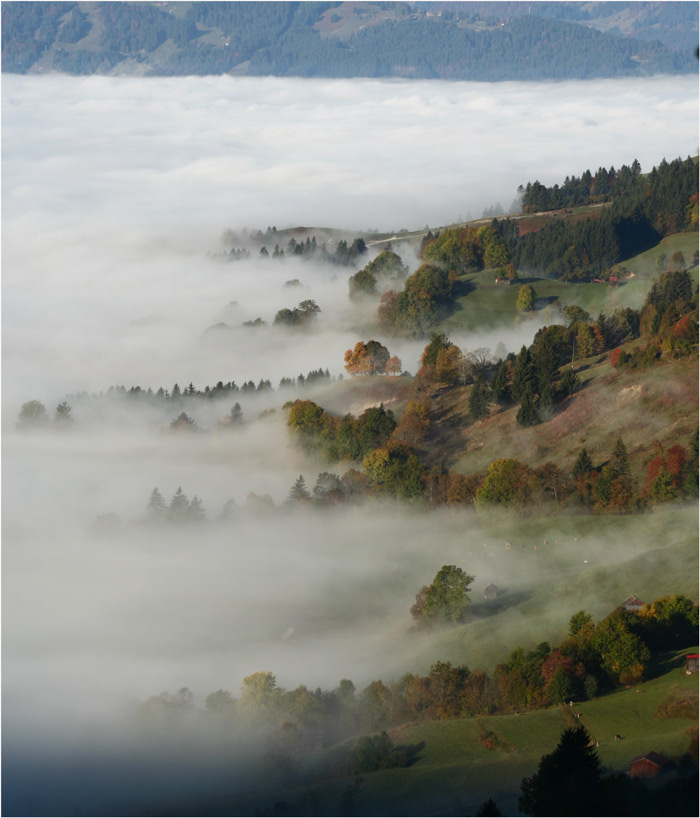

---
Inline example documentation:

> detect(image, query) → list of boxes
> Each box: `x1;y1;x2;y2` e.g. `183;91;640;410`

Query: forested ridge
409;156;698;298
2;1;696;78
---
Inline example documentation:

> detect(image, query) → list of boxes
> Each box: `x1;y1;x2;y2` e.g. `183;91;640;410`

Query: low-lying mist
3;71;698;814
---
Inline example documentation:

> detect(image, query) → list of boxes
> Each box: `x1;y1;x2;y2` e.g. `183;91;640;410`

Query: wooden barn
629;751;671;779
621;594;645;612
686;654;699;674
484;584;498;599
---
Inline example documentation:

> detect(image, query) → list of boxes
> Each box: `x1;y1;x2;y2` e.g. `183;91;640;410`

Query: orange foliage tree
344;340;391;375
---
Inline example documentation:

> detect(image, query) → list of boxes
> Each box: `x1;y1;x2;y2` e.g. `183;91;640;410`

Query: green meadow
438;231;699;334
215;647;697;817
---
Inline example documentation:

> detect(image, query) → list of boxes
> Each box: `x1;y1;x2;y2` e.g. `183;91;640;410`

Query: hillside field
192;647;698;816
439;231;699;335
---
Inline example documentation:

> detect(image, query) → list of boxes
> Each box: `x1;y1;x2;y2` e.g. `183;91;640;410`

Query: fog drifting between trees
2;73;698;815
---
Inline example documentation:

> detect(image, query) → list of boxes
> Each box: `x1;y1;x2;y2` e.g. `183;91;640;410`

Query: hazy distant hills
2;1;697;79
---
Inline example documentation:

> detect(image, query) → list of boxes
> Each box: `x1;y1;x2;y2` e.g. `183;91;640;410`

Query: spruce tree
573;449;593;480
516;386;539;427
469;376;491;420
54;401;73;424
558;368;579;399
288;475;310;503
189;496;206;522
609;438;631;489
169;487;189;522
147;487;166;518
511;346;536;403
491;359;511;402
229;402;243;424
519;727;603;816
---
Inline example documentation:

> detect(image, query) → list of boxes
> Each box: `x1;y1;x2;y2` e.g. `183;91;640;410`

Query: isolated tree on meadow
411;565;474;627
516;284;536;312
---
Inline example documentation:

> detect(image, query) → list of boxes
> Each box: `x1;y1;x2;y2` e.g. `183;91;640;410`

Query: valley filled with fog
3;73;698;814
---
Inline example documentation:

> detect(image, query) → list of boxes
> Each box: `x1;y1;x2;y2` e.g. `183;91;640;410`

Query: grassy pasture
390;506;698;679
215;648;697;817
442;346;698;477
438;231;699;334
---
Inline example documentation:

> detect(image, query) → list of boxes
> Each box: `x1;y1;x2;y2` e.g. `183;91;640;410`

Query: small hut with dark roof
484;584;498;599
629;751;672;779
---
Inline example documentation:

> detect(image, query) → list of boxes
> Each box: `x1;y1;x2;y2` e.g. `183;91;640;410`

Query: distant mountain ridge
2;1;697;79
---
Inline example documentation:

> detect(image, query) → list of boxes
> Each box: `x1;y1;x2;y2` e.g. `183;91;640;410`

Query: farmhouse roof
622;594;645;609
629;751;670;769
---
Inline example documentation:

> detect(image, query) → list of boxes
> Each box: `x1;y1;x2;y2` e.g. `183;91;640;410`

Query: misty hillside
2;1;697;78
2;24;697;816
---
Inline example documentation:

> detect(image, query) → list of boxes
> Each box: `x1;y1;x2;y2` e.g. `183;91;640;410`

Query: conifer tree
573;448;593;480
229;402;243;425
519;727;603;816
516;386;539;427
147;487;166;518
54;401;73;424
609;438;632;489
469;376;491;421
169;487;189;521
511;346;536;403
287;475;310;503
189;495;206;522
491;359;511;402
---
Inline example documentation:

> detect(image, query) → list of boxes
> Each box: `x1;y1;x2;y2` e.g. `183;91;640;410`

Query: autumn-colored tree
385;355;402;376
363;440;425;499
377;289;399;329
392;401;430;446
590;323;606;353
573;322;595;359
344;340;391;375
446;472;481;506
240;671;283;723
475;458;535;512
534;462;569;505
435;345;463;385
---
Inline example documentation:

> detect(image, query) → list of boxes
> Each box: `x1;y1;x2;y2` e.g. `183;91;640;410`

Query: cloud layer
2;73;698;813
